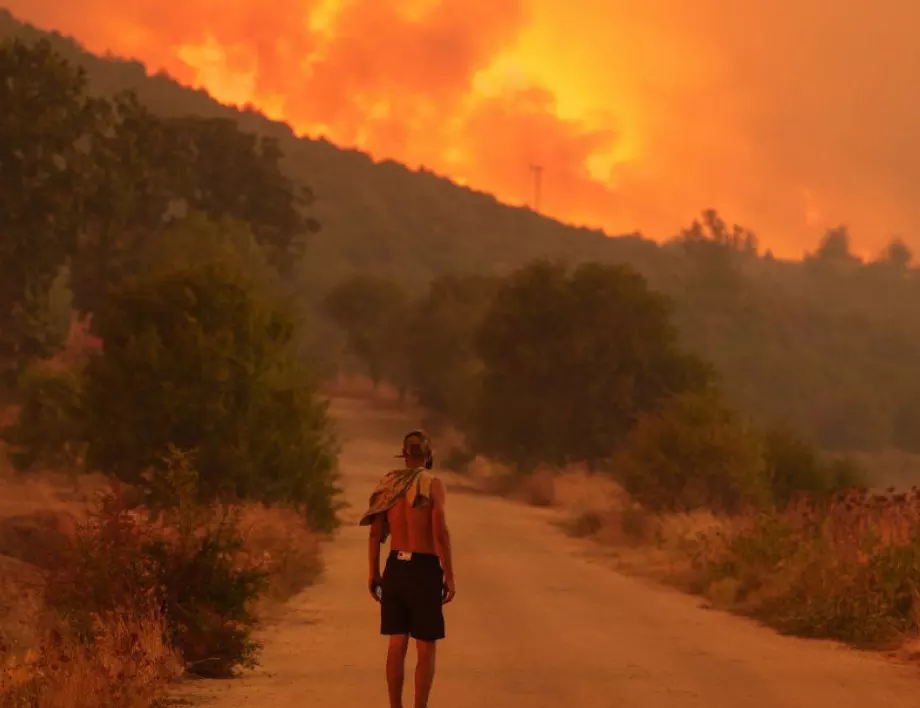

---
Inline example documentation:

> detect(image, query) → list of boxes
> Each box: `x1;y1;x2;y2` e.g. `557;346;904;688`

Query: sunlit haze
9;0;920;257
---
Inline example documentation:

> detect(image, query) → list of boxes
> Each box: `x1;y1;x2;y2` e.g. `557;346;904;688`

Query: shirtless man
365;431;456;708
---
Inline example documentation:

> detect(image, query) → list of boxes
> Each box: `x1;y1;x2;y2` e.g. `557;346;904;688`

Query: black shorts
380;551;445;642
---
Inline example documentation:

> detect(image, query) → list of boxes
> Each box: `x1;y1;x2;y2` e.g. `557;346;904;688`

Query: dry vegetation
0;457;325;707
468;458;920;660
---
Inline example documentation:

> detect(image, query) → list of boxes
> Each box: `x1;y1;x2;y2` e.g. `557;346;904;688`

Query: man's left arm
368;514;384;601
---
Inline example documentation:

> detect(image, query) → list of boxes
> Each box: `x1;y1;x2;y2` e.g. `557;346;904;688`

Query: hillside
3;9;920;463
0;10;663;299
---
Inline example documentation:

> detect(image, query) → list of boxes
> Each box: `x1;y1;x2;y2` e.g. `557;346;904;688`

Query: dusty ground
174;397;920;707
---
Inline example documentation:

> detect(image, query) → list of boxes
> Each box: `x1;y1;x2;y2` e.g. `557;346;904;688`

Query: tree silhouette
83;256;340;529
0;38;98;382
401;273;497;426
471;260;713;469
322;274;408;387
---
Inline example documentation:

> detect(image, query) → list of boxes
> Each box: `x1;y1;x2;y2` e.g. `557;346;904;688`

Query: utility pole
529;163;543;213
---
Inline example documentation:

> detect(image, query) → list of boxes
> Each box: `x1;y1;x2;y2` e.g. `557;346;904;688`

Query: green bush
46;457;269;678
614;390;770;513
82;259;340;530
1;362;85;471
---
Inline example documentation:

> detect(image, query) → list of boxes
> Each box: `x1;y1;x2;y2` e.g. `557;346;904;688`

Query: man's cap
397;430;432;459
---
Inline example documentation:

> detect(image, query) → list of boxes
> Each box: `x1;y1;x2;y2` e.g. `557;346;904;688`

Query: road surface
176;397;920;707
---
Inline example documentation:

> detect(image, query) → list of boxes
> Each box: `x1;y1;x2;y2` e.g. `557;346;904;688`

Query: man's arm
431;478;456;603
368;515;384;601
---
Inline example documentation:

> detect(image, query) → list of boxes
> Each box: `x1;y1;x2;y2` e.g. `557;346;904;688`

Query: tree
169;116;320;271
70;91;193;313
322;274;408;387
71;100;320;313
613;391;769;513
808;225;862;272
401;273;497;426
675;210;755;301
680;209;758;254
878;237;913;272
0;38;99;382
471;260;714;469
82;256;340;530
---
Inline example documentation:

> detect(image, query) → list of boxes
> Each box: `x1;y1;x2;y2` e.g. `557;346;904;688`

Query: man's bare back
386;478;441;556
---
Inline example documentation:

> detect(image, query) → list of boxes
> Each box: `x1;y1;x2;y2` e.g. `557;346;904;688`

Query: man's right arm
431;478;455;602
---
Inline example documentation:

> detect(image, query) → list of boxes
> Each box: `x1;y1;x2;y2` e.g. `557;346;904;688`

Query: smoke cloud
9;0;920;257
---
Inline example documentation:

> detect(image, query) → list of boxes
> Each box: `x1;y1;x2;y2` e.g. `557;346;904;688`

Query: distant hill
0;10;666;300
4;9;920;463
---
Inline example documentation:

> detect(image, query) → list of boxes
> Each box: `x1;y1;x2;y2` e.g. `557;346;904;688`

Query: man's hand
442;575;456;604
369;576;383;603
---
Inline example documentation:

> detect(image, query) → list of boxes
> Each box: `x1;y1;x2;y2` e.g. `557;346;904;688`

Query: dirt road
177;398;920;707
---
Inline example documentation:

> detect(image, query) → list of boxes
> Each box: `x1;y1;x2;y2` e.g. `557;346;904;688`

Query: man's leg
414;639;437;708
387;634;410;708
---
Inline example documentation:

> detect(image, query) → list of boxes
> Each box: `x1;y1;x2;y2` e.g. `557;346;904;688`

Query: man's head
398;430;433;470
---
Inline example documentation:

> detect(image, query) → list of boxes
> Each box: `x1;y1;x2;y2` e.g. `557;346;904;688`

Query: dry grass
547;470;920;652
0;556;44;657
684;488;920;648
235;504;323;607
1;605;182;708
0;468;324;704
0;471;95;661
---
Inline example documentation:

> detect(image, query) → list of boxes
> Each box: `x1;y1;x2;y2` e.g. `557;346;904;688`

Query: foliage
0;37;97;382
691;489;920;648
614;390;770;513
6;16;920;460
170;115;320;271
1;363;85;471
322;274;408;387
400;273;497;426
83;257;340;530
2;33;318;366
471;260;713;469
762;427;866;509
45;458;269;678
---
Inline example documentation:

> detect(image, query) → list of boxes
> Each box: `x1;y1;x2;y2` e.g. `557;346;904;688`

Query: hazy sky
8;0;920;257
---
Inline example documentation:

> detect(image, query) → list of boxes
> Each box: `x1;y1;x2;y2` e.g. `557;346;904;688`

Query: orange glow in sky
8;0;920;258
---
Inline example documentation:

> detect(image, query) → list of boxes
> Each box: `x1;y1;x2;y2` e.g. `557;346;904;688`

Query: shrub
45;478;269;678
1;363;84;472
691;489;920;648
614;391;770;513
235;503;323;604
762;427;866;508
0;606;182;708
83;260;340;530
